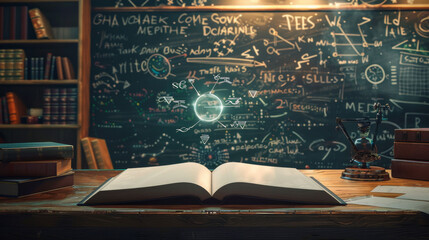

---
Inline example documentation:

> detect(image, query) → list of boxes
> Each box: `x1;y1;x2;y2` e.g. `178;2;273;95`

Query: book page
212;162;324;196
102;162;212;194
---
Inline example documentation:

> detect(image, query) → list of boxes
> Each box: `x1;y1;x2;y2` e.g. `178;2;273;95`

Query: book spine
3;7;10;40
39;57;44;80
56;56;63;80
0;159;71;177
1;97;9;124
43;88;51;124
6;92;19;124
91;139;113;169
17;172;74;197
394;129;429;143
81;138;98;169
0;7;4;40
91;139;107;169
30;57;35;80
15;49;25;80
24;57;28;80
59;88;67;124
0;50;5;81
0;145;74;163
66;88;77;124
28;8;53;39
394;142;429;161
0;97;3;124
20;6;28;40
51;88;59;124
391;159;429;181
9;6;16;40
44;53;52;79
63;57;72;80
50;56;56;80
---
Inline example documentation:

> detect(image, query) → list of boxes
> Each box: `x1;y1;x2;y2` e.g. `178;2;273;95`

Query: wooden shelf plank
0;80;78;85
0;124;80;129
0;39;79;44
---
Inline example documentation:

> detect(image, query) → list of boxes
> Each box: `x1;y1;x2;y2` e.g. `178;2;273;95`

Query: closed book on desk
0;171;74;197
395;128;429;143
79;162;345;206
391;159;429;181
0;142;74;163
0;159;71;177
394;142;429;161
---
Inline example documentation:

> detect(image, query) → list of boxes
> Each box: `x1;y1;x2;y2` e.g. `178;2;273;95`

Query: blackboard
90;6;429;169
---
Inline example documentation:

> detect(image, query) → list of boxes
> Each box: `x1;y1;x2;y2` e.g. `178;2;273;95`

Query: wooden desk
1;170;428;239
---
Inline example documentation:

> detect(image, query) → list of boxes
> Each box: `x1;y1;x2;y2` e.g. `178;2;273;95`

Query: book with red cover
44;53;53;79
5;92;27;124
391;159;429;181
394;142;429;161
9;6;16;40
56;56;64;80
19;6;29;39
62;57;72;80
0;171;74;197
395;128;429;143
0;159;71;177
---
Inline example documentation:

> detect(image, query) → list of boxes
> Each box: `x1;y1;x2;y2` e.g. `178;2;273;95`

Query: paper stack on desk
0;142;74;197
347;186;429;214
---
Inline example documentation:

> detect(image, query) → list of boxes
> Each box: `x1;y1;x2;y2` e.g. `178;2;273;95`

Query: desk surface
1;170;428;239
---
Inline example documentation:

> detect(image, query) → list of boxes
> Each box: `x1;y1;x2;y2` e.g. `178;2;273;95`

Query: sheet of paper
372;186;429;201
347;196;429;214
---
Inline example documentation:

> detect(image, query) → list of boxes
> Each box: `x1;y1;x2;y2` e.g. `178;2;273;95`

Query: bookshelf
0;0;90;169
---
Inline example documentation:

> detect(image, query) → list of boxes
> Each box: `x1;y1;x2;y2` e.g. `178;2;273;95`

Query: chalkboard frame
93;5;429;12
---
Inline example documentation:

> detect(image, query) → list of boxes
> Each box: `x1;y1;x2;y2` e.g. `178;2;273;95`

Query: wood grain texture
0;170;428;239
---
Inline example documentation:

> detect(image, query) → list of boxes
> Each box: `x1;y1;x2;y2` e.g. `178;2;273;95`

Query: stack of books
0;142;74;197
392;128;429;181
81;137;114;169
0;49;25;80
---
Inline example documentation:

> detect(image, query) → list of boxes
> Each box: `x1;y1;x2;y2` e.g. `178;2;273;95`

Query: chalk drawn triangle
123;80;131;89
200;134;210;144
248;90;258;98
238;121;246;129
164;96;174;104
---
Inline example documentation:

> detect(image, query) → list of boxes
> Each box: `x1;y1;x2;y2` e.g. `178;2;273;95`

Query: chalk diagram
364;64;386;85
147;54;172;79
175;75;229;135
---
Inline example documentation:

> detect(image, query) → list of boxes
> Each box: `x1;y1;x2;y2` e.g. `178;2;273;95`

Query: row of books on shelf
1;6;77;40
0;49;75;80
0;88;77;125
0;142;74;197
392;128;429;181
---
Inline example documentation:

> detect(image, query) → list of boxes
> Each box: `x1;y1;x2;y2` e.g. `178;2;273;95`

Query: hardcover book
79;162;345;205
0;171;74;197
0;142;74;163
81;137;98;169
391;159;429;181
0;159;71;177
28;8;53;39
395;128;429;143
91;138;114;169
394;142;429;161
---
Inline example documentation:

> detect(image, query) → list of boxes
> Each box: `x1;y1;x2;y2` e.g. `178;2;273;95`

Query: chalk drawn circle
365;64;385;85
415;15;429;38
147;54;171;79
193;93;224;122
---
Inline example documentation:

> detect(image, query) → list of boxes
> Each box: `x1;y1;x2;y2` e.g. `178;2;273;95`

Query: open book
78;162;345;205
